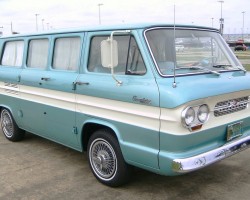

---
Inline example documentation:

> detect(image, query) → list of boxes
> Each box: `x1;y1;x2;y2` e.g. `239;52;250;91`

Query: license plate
227;121;243;141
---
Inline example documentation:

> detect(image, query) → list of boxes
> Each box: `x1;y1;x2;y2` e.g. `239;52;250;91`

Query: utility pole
42;19;45;31
35;13;39;31
218;1;224;35
98;3;103;25
10;22;13;34
242;11;245;40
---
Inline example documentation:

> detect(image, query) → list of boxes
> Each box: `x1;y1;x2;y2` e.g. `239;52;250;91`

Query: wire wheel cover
1;110;14;138
90;139;117;180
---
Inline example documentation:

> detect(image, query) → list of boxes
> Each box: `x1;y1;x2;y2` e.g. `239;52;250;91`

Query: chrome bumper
172;135;250;173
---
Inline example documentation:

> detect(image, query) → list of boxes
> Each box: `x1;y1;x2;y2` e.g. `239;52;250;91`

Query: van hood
157;71;250;108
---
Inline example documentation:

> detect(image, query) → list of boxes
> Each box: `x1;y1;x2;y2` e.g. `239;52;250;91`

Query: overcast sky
0;0;249;35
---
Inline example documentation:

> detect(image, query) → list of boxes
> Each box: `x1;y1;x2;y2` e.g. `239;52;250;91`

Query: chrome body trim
172;135;250;173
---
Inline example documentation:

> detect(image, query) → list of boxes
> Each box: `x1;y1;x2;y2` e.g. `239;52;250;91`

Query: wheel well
82;123;117;151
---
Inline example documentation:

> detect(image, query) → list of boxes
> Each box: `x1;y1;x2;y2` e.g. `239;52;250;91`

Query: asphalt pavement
1;131;250;200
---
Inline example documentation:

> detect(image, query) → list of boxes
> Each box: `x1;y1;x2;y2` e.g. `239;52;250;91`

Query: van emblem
228;100;238;107
132;96;151;105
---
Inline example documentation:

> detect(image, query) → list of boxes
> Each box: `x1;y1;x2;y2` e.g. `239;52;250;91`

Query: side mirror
100;30;131;86
101;38;118;68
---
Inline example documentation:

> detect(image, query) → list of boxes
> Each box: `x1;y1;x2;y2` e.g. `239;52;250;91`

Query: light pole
10;22;13;34
211;18;214;27
42;19;45;31
242;11;245;40
218;1;224;35
35;13;39;31
98;3;103;25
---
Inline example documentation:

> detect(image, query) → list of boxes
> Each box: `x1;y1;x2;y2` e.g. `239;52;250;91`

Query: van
0;23;250;187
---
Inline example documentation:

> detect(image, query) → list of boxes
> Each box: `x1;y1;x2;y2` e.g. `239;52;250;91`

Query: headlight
198;104;209;123
184;107;195;125
182;104;210;131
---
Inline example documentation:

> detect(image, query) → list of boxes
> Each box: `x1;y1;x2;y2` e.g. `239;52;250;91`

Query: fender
78;117;123;151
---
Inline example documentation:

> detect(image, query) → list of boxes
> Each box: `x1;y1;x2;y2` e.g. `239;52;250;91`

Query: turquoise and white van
0;24;250;187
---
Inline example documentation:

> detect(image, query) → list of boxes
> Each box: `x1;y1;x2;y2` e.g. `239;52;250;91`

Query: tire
0;109;25;142
87;129;131;187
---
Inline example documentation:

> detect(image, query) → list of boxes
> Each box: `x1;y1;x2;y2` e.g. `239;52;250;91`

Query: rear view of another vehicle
234;42;247;51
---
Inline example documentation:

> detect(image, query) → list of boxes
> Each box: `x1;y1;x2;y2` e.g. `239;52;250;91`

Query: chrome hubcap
90;139;117;180
1;110;14;138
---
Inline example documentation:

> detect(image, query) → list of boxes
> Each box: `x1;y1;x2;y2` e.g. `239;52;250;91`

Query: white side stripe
0;82;161;132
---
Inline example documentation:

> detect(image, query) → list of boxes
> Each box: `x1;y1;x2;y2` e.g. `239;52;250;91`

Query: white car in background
175;44;185;52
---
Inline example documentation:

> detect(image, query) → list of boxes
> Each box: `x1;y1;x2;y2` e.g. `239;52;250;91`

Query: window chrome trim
143;26;239;78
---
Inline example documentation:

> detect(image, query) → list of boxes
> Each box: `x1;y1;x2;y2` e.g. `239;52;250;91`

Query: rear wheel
87;129;131;187
0;109;25;141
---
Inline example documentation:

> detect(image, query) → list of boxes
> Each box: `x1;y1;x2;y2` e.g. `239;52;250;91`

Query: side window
52;37;81;71
88;35;146;75
126;37;147;75
1;40;24;67
27;39;49;69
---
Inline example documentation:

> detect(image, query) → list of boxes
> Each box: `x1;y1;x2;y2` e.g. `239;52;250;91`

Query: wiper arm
178;66;220;76
236;65;247;73
213;64;231;68
213;64;247;73
207;69;220;76
203;68;220;76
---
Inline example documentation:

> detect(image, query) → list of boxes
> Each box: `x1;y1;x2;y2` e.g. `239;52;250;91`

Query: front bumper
172;135;250;173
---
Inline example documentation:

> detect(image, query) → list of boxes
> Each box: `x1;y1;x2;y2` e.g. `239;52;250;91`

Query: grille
214;96;249;117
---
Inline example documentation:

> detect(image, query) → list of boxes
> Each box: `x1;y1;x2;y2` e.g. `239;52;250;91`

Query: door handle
41;77;50;81
74;81;89;85
72;81;89;90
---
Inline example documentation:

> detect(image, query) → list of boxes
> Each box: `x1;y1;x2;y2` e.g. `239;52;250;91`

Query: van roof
0;23;219;39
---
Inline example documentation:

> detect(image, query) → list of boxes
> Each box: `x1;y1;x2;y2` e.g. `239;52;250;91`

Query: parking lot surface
1;131;250;200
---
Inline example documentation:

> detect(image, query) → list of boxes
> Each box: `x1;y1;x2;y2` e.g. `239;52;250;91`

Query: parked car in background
234;43;247;51
175;44;185;52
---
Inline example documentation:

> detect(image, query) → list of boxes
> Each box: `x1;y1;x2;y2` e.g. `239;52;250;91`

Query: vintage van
0;23;250;187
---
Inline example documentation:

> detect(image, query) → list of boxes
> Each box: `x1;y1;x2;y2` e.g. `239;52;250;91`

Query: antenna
172;4;177;88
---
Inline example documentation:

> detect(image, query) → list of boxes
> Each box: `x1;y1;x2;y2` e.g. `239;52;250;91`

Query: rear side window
1;40;24;67
52;37;81;71
27;39;49;69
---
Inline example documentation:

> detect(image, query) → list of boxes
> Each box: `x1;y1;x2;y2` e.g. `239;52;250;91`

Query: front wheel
87;129;131;187
0;109;25;141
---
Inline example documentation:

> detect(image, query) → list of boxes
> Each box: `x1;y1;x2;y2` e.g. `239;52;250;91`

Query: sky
0;0;249;35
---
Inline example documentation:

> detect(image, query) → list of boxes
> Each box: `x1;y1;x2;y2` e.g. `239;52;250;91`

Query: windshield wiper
236;66;247;73
213;64;246;73
177;66;220;76
213;64;232;68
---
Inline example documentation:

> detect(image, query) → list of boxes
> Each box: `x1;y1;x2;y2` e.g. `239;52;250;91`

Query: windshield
145;28;243;76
